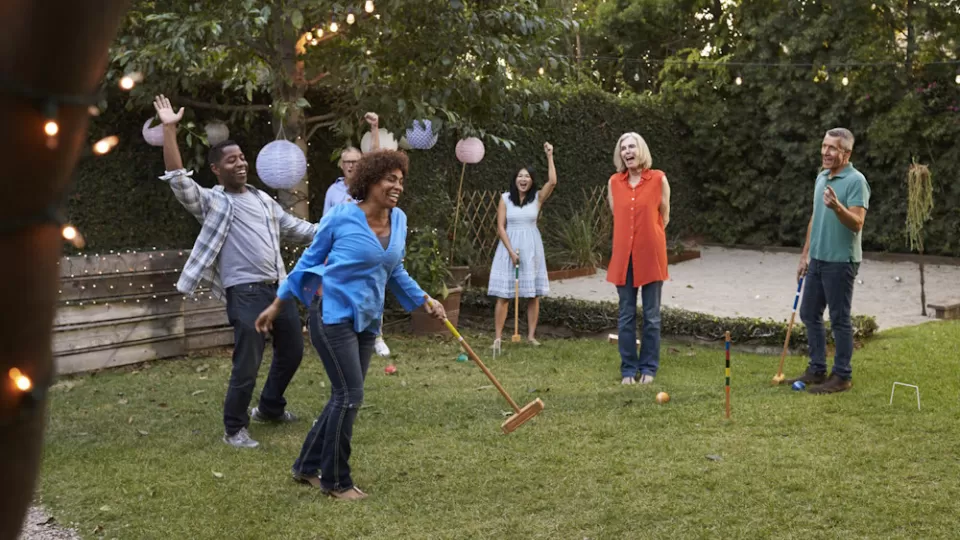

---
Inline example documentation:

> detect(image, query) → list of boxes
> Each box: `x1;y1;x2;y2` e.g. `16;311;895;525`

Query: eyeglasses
342;160;358;166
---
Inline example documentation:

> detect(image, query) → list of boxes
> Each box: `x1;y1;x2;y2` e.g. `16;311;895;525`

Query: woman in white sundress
487;142;557;352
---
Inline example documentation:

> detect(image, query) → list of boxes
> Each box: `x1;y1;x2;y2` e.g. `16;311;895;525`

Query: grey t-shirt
219;190;279;289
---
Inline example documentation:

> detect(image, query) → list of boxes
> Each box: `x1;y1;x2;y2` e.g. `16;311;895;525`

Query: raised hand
544;142;553;157
153;94;184;126
364;112;379;127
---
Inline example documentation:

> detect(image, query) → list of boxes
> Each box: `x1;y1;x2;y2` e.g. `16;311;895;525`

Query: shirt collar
824;163;854;180
616;169;655;183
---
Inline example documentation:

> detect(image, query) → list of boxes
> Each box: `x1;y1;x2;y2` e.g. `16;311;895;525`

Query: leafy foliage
403;228;451;299
461;288;879;347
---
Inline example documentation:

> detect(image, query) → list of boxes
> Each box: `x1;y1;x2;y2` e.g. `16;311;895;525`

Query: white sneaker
223;427;259;449
374;336;390;357
638;374;655;385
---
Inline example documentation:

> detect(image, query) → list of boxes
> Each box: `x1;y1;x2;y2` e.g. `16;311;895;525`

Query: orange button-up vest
605;169;669;287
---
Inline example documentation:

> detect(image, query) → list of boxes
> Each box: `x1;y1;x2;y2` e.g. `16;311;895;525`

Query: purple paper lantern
455;137;485;164
256;140;307;190
142;118;164;147
405;119;438;150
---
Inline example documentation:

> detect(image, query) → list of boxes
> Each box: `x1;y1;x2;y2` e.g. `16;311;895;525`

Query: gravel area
18;507;80;540
549;246;960;331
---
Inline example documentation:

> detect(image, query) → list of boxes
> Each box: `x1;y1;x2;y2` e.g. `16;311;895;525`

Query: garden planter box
668;249;701;265
411;286;462;335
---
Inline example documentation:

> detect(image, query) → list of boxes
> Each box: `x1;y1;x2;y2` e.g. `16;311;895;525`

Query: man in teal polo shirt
785;128;870;394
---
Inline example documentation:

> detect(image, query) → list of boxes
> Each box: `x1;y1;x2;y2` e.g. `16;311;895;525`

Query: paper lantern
398;136;412;150
142;118;164;146
255;140;307;190
205;121;230;146
455;137;485;164
360;128;399;153
405;119;438;150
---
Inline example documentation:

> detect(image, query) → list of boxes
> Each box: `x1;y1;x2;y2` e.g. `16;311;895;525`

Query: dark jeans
799;259;859;380
616;261;663;378
223;282;304;435
293;296;375;490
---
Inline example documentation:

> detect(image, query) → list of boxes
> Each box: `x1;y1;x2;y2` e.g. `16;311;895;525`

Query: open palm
153;94;184;125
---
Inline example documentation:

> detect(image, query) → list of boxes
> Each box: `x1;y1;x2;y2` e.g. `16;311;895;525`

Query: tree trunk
272;19;310;221
0;2;130;537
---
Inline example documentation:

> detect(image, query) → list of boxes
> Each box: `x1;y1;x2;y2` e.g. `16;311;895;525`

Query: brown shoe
808;374;852;394
783;370;827;386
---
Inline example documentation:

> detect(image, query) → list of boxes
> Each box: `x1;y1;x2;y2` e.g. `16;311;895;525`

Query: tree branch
175;96;271;113
305;112;336;124
306;120;337;141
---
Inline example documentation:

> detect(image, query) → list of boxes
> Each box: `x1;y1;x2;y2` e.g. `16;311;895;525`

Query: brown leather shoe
783;370;827;386
808;374;852;394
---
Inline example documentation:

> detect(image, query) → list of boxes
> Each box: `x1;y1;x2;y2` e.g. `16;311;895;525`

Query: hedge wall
67;84;693;255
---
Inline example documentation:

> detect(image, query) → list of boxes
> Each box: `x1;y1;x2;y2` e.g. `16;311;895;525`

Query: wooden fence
55;250;232;374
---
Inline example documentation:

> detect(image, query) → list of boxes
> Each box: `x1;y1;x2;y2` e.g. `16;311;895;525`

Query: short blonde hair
613;132;652;172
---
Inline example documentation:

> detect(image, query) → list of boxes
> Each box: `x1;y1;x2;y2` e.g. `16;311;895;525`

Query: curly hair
348;150;410;201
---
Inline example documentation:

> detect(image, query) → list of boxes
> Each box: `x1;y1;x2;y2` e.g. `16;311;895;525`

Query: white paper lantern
256;140;307;190
405;119;438;150
360;128;399;153
205;121;230;146
455;137;485;164
142;118;164;146
398;136;412;150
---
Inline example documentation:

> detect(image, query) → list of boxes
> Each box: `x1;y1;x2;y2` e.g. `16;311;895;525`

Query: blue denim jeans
293;296;375;490
799;259;859;380
616;261;663;379
223;282;304;435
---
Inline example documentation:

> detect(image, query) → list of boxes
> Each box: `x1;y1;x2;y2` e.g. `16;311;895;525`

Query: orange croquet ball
656;391;670;404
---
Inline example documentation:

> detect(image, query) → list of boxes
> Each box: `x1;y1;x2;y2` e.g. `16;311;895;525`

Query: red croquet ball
384;364;397;375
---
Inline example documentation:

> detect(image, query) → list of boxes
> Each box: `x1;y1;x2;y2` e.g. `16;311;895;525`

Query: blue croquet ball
456;353;468;363
792;381;806;391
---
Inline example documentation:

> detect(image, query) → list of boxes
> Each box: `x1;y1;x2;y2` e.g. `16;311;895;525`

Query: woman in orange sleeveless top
606;132;671;385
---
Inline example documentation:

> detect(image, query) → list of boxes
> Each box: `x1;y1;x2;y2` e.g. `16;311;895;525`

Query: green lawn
38;321;960;539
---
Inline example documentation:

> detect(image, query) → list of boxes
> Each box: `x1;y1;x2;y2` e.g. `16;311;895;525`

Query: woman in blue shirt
255;150;446;501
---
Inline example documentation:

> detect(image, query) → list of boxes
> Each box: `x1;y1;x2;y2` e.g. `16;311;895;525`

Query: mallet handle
444;318;522;413
725;331;731;419
775;277;804;377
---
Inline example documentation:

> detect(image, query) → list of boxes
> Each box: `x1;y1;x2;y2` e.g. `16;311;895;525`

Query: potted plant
404;228;464;335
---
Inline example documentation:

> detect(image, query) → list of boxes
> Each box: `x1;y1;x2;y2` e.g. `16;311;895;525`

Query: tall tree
109;0;570;217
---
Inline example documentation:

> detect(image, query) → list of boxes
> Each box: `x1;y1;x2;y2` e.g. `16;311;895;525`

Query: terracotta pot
411;286;462;335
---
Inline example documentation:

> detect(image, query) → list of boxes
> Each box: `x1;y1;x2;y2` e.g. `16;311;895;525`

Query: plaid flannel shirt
159;169;317;302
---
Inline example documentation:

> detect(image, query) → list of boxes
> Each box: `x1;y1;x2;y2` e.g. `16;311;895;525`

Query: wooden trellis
456;185;612;262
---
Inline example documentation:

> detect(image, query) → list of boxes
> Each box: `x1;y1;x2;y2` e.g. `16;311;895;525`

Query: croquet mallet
772;277;804;385
443;318;544;433
512;250;521;343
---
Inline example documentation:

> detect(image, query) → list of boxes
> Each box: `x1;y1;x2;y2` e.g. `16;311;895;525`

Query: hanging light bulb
119;76;135;90
347;12;356;24
955;73;960;85
93;135;120;155
330;20;339;33
316;28;324;38
9;368;32;392
735;75;743;86
44;120;59;137
841;75;849;86
365;0;375;14
305;31;313;41
538;67;545;76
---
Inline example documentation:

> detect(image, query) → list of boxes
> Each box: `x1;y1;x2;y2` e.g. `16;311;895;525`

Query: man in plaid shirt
153;95;317;449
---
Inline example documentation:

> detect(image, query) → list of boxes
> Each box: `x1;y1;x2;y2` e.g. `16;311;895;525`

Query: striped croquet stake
724;331;731;419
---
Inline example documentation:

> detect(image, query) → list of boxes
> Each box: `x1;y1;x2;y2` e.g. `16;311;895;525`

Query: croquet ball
894;276;902;282
456;353;468;362
656;392;670;404
384;364;397;375
791;381;806;391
